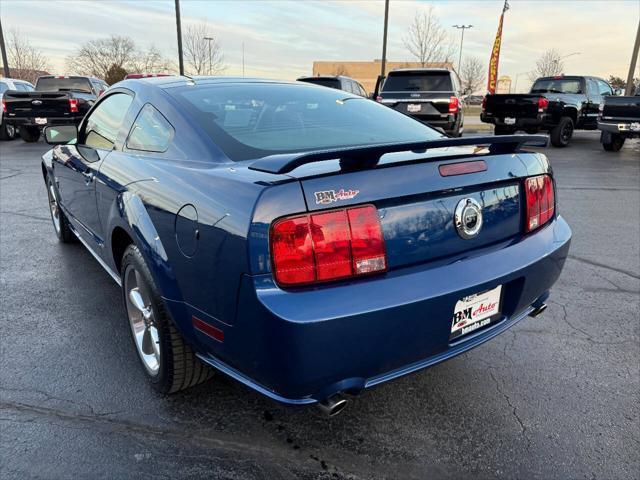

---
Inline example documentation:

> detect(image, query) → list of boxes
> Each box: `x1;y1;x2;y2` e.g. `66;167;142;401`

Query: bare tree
6;29;49;83
66;35;137;79
128;45;175;74
404;7;454;66
183;23;226;75
332;64;350;76
528;49;564;82
459;56;485;94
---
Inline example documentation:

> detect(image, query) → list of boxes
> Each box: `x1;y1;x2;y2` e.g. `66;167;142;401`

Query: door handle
82;171;94;183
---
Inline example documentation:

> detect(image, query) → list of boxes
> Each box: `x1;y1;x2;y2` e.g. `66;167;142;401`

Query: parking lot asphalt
1;132;638;479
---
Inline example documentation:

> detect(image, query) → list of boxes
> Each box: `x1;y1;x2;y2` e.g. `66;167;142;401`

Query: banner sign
487;1;509;94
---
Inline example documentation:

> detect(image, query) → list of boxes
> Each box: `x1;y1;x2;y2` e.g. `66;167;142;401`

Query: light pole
554;51;580;73
203;36;214;75
380;0;389;78
513;71;529;93
175;0;184;75
242;41;245;77
625;20;639;95
452;24;473;73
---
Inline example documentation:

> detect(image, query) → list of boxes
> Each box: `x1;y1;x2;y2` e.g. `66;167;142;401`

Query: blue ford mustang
41;76;571;416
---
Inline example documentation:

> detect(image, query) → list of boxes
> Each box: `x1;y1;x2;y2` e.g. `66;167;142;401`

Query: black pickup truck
2;75;108;142
597;92;640;151
481;75;614;147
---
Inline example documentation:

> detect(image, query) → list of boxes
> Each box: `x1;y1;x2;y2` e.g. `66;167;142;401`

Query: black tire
0;121;17;141
46;176;75;243
494;125;516;135
601;133;625;152
20;126;41;143
121;244;213;394
550;116;574;147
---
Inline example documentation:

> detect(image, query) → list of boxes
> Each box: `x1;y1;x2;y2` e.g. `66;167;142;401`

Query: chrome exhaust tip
529;303;548;318
317;395;349;417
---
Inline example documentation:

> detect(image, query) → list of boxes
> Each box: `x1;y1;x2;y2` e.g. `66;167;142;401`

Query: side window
587;79;599;96
126;104;174;153
358;83;367;97
0;82;8;94
598;80;612;96
15;83;29;92
82;93;133;150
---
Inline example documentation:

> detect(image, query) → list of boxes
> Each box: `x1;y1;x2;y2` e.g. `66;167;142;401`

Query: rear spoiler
248;135;548;174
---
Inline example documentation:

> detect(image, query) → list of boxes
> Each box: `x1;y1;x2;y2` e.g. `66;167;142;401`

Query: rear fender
116;191;182;303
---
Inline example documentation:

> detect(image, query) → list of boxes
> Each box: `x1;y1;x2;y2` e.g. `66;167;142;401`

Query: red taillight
449;96;459;114
68;98;78;113
537;97;549;112
375;95;383;102
271;205;386;286
1;99;6;113
524;175;555;232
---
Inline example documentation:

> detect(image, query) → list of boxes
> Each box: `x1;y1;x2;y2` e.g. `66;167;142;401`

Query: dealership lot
0;133;638;479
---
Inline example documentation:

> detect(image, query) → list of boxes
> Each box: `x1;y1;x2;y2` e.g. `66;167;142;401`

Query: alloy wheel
124;265;161;375
47;181;61;234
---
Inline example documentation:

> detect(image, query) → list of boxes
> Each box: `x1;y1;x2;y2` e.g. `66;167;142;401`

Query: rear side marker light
439;160;487;177
524;174;555;232
68;98;79;113
1;99;6;113
449;96;459;114
192;316;224;342
271;205;387;286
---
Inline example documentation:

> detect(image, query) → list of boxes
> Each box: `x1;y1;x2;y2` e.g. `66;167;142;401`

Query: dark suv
376;68;464;136
297;75;368;97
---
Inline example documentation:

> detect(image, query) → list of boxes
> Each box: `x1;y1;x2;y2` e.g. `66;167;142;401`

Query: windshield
298;78;341;90
382;72;453;92
531;78;582;94
36;77;92;93
169;83;442;161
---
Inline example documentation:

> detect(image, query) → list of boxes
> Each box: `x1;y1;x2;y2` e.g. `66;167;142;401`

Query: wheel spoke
128;288;146;314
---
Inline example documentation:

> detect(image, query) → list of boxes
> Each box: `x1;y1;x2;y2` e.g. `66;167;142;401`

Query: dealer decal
314;188;359;205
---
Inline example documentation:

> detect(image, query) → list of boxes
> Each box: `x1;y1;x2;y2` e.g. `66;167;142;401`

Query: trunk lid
484;94;541;118
3;91;72;118
294;148;538;269
601;96;640;122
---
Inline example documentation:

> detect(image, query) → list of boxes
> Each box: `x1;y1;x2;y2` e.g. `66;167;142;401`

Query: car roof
0;77;32;83
120;75;297;90
388;68;452;74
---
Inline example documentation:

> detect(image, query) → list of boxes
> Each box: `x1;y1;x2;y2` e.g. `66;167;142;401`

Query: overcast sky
3;0;639;90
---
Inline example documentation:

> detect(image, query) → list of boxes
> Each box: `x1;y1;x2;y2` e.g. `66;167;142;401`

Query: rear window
531;78;582;94
36;77;92;93
382;72;453;92
298;78;342;90
169;83;442;161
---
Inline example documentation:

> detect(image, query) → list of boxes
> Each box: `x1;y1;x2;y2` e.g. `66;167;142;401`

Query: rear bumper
4;116;84;127
193;216;571;404
598;120;640;137
481;113;547;129
403;115;460;134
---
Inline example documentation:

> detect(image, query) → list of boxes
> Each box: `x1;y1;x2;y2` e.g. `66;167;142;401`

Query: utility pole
0;18;10;78
380;0;389;78
452;25;473;73
625;19;640;95
203;37;214;75
175;0;184;75
242;41;245;77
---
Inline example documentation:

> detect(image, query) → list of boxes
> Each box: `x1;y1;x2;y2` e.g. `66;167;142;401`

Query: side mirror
44;125;78;145
614;88;624;96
